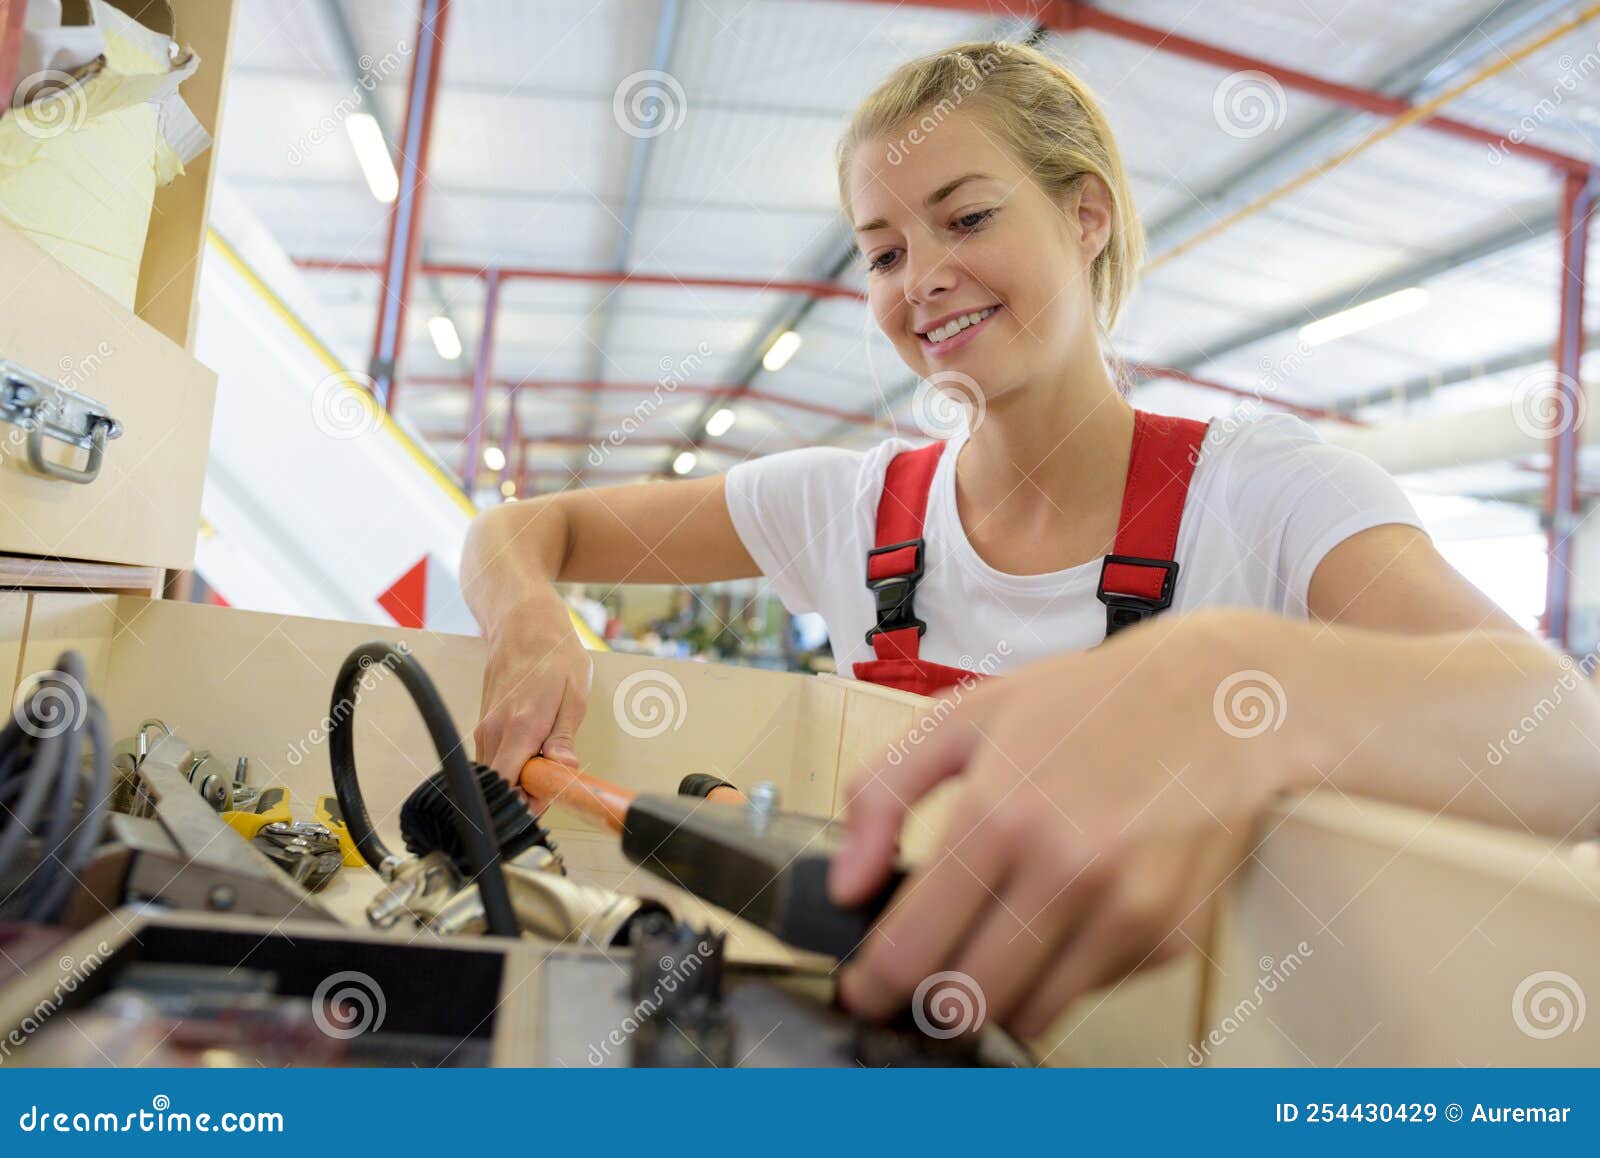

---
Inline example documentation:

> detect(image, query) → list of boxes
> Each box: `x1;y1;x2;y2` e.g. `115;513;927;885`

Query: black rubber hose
328;642;518;937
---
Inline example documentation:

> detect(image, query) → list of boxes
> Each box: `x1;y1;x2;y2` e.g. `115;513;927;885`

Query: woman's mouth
918;305;1001;356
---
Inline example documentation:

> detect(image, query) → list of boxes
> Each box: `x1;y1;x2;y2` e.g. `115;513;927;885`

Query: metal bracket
0;359;123;484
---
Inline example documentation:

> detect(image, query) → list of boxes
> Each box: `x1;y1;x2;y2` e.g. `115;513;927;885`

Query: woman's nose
903;239;959;304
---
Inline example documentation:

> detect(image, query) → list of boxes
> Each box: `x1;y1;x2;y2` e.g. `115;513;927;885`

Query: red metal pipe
301;255;867;301
845;0;1588;175
1125;363;1368;426
1542;170;1593;649
422;434;760;456
369;0;451;413
460;267;501;487
403;374;891;428
0;0;26;113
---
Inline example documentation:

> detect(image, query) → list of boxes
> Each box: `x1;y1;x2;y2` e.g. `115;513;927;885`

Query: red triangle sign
378;556;428;629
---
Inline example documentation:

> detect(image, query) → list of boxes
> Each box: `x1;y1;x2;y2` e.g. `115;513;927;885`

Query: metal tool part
426;862;670;947
102;733;335;921
621;792;904;958
252;822;344;892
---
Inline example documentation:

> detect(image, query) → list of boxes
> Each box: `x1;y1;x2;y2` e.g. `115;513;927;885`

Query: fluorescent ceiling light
482;445;506;471
672;451;697;476
705;407;736;437
762;330;802;372
1298;287;1430;347
345;113;398;203
428;315;463;360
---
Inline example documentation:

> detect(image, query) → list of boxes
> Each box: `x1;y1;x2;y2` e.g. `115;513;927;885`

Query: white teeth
925;306;996;343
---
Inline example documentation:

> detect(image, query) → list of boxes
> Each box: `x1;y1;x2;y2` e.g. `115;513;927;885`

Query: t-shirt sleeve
1222;414;1425;617
723;446;865;615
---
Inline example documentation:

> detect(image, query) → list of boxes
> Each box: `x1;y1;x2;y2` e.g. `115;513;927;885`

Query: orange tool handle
519;756;635;833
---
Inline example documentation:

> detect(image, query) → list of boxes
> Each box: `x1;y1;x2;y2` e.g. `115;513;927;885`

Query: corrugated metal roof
217;0;1600;498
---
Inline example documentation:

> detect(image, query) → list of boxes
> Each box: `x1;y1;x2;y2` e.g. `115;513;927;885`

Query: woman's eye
955;208;995;230
868;249;900;273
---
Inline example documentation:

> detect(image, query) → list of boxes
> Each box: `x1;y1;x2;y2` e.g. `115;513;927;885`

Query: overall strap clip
865;538;926;642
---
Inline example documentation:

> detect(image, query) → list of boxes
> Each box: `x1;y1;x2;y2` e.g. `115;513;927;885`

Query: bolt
746;781;779;833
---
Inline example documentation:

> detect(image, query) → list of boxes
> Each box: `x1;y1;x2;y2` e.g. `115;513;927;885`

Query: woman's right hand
472;590;593;801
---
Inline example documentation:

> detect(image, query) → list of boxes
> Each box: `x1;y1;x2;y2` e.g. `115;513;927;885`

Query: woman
465;43;1600;1037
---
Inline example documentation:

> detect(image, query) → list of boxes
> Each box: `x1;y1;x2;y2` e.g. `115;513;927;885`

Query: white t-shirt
723;412;1424;676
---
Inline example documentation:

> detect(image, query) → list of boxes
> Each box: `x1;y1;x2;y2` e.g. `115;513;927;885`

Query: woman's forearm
1222;610;1600;840
461;497;574;631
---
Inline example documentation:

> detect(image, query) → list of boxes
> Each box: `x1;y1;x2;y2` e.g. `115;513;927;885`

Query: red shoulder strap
1099;409;1209;612
864;441;946;662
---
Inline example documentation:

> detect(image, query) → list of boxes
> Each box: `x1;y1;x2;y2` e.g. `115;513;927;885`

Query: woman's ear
1074;174;1113;263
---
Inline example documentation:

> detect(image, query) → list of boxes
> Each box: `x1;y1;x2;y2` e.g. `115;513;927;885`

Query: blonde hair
837;41;1144;333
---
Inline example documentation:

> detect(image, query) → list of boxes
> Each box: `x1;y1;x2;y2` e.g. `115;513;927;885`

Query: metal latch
0;359;124;484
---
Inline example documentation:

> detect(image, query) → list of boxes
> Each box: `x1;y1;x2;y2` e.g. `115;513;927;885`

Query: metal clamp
0;360;123;485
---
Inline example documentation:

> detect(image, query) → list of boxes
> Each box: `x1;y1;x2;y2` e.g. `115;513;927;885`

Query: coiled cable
0;650;112;922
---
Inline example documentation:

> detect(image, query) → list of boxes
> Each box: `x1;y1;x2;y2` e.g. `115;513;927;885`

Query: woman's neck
955;347;1135;515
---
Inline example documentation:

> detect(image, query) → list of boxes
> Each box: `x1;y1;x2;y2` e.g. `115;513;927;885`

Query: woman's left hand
829;612;1325;1041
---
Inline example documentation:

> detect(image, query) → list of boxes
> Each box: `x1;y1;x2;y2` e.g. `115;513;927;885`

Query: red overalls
851;409;1210;696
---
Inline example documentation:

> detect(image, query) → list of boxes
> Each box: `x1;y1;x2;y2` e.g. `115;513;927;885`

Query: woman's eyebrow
853;172;998;234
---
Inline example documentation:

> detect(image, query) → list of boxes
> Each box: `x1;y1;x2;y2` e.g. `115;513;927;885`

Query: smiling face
848;106;1112;405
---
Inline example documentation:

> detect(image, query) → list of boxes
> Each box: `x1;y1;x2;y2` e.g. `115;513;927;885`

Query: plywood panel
0;592;30;707
0;224;217;570
135;0;238;351
1205;793;1600;1066
19;592;121;695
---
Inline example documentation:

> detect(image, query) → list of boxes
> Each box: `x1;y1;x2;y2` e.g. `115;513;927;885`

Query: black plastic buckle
1097;554;1179;635
865;538;927;642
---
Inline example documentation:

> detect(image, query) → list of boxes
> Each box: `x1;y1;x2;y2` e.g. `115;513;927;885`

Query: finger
488;695;559;788
944;846;1107;1029
539;680;587;767
830;718;980;906
1010;837;1202;1040
838;794;1016;1021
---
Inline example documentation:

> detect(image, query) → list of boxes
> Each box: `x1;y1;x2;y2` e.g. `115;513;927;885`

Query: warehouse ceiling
216;0;1600;501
